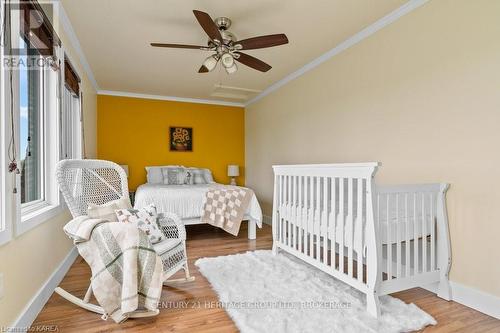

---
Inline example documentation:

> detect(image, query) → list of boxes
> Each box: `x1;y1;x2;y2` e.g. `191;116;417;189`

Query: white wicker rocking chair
55;159;194;318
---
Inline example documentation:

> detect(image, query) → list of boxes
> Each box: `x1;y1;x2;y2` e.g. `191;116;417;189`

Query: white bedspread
134;184;263;227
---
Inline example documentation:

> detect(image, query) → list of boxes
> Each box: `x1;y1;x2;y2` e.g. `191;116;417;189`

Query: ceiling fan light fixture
202;54;219;72
221;53;234;68
225;61;238;74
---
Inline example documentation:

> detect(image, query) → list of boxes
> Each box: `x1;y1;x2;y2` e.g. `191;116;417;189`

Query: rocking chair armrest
157;212;186;241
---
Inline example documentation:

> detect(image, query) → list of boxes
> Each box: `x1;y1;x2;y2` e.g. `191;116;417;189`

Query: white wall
0;4;97;326
246;0;500;299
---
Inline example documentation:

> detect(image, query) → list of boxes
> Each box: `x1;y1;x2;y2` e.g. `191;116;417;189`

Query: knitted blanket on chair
64;216;164;323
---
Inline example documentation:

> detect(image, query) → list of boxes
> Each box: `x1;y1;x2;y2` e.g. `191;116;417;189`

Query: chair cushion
153;238;182;256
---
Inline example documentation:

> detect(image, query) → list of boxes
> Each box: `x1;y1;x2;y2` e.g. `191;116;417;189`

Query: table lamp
227;165;239;186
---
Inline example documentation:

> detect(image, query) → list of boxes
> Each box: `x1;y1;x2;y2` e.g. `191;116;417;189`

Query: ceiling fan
151;10;289;74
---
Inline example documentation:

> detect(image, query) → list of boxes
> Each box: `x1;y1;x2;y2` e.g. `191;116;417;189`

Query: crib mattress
278;205;434;247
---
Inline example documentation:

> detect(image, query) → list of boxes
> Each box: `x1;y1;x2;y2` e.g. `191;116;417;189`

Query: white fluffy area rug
195;250;436;333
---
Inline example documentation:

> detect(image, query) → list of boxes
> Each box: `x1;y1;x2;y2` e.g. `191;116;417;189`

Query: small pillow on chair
87;196;132;222
115;204;164;244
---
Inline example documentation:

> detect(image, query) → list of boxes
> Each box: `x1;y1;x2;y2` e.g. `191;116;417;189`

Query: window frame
13;40;63;236
19;52;46;209
0;3;13;246
61;74;82;160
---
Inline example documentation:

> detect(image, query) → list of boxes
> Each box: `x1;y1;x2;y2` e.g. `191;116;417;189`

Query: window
62;56;82;159
19;36;44;206
12;2;63;234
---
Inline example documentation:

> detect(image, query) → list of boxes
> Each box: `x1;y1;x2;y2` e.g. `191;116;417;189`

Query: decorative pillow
162;167;186;185
146;166;182;184
115;204;164;244
184;169;194;185
87;196;132;222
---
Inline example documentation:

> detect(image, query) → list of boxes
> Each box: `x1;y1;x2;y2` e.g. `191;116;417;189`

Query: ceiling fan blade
234;52;272;72
151;43;205;49
198;65;209;73
193;10;223;43
234;34;288;50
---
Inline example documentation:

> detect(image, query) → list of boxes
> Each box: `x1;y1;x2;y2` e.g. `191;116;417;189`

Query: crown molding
245;0;429;107
98;90;245;107
54;0;100;91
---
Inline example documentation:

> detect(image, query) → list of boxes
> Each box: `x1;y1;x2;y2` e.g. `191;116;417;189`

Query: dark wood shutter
64;57;80;96
19;1;61;56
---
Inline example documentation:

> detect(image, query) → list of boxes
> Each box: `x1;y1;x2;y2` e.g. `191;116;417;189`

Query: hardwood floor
32;224;500;332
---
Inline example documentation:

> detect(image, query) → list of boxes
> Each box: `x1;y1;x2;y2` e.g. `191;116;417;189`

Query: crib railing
375;184;451;296
272;163;380;307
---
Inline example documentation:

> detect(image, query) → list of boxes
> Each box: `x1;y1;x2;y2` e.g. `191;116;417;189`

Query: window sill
17;203;65;236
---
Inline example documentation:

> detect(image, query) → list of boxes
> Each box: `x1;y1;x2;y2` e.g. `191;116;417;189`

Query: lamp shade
227;165;239;177
203;55;218;72
119;164;129;177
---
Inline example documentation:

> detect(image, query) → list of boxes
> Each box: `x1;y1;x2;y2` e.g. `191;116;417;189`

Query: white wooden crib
271;163;451;317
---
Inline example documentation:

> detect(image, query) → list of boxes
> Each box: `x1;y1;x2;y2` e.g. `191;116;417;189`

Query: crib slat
339;178;345;274
347;178;354;277
298;176;303;254
309;177;315;258
405;193;411;277
290;175;294;249
323;177;329;265
378;193;383;282
396;193;402;278
279;175;283;245
387;194;392;280
331;178;337;269
288;176;292;248
293;176;298;250
413;192;419;275
356;178;363;282
430;192;436;270
316;177;321;261
422;192;427;272
304;177;309;256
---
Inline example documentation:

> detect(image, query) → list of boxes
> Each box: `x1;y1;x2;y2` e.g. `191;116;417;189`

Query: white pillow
190;168;207;184
87;196;132;222
146;165;182;184
202;169;215;183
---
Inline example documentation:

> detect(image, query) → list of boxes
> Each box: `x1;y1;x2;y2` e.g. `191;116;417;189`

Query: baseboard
423;281;500;319
263;216;499;319
10;247;78;331
262;215;272;226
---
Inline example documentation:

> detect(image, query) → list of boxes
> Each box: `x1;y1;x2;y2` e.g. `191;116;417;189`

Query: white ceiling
61;0;406;103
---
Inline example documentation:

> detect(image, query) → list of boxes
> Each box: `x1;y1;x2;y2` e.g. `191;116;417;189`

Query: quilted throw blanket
201;185;254;236
63;216;164;323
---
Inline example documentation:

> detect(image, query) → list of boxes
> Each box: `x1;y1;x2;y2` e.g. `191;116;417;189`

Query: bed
134;182;263;239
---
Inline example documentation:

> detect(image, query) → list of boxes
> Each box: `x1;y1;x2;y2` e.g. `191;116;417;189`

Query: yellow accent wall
97;95;245;190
